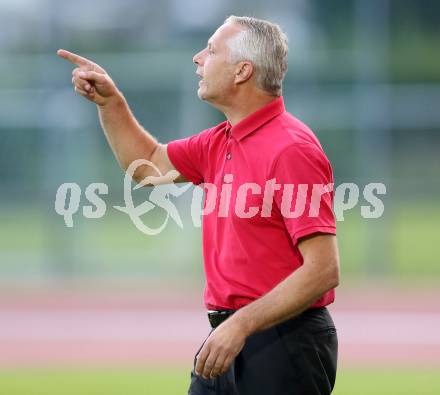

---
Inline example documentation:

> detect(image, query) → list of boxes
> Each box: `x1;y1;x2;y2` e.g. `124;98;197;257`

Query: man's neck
222;90;277;126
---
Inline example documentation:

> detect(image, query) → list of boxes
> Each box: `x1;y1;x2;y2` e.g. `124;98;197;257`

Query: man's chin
197;87;209;101
197;86;219;106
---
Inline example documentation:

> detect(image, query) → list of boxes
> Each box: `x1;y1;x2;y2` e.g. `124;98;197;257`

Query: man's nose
193;49;203;66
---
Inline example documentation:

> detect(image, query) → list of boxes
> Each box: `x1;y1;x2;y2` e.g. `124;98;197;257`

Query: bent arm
231;234;340;335
97;93;186;184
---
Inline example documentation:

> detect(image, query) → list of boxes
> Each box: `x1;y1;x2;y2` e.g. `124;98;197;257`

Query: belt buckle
207;310;234;329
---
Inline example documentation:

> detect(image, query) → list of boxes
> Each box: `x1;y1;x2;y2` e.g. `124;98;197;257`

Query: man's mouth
196;72;204;87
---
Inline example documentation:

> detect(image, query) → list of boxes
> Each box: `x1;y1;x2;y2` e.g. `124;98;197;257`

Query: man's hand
195;316;247;379
57;49;119;106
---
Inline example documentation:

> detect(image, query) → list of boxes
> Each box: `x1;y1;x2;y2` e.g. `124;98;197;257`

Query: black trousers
188;307;338;395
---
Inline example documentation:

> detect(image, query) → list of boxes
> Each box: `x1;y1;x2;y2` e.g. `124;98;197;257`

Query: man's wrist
97;90;124;109
231;309;256;338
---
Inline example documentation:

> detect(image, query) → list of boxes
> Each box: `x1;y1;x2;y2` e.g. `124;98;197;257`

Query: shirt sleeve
166;128;212;185
271;143;336;246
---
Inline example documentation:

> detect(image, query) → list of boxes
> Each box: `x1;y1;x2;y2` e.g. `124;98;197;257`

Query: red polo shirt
167;96;336;310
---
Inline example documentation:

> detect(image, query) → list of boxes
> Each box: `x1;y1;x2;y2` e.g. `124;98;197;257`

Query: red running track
0;285;439;368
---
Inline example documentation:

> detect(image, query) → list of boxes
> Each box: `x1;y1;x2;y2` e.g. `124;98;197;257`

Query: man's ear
234;61;254;84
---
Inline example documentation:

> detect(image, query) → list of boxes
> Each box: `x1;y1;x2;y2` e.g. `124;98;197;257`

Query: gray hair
224;15;288;96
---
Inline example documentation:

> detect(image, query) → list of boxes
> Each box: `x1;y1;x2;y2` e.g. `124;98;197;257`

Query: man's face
193;22;245;104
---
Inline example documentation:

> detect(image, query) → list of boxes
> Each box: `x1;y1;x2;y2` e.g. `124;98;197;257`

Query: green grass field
1;201;440;280
0;368;439;395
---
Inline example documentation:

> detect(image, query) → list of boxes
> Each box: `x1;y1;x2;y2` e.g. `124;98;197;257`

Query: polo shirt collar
225;96;285;141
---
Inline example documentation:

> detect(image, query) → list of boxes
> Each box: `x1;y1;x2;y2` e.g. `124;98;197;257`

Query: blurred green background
0;0;439;394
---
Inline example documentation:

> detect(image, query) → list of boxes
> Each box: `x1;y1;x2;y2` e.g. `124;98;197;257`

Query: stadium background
0;0;439;393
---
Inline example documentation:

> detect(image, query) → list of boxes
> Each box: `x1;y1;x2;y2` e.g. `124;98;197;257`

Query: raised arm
57;49;187;184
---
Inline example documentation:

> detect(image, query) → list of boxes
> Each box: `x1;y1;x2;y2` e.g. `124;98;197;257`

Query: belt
207;309;236;328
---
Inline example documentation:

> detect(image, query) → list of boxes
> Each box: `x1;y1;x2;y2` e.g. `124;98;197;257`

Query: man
58;15;340;395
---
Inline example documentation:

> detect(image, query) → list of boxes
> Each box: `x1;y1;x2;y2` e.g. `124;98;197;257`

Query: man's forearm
231;260;339;336
97;92;159;175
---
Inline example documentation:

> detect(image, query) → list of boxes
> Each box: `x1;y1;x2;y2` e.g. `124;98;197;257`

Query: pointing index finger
57;49;91;67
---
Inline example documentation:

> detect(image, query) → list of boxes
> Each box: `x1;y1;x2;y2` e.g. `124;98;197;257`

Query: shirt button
223;173;233;183
226;152;232;160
